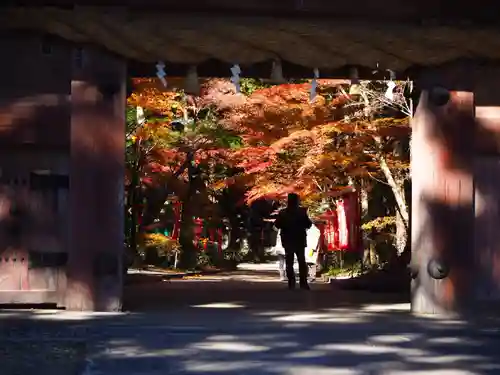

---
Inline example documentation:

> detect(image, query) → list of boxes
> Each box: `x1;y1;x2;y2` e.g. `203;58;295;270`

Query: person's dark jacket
274;206;312;249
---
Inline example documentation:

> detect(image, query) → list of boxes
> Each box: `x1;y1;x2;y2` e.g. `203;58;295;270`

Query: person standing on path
274;193;313;290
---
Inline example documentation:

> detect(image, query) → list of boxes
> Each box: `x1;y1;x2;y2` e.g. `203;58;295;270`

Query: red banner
317;190;360;252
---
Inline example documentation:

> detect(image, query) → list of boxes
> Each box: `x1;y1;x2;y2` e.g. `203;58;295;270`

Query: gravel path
1;267;499;375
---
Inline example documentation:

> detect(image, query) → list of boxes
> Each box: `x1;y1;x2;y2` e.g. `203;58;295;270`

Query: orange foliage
128;78;410;207
218;82;410;203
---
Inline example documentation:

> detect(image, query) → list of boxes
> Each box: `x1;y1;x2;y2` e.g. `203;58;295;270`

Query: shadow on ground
1;276;500;375
123;273;408;312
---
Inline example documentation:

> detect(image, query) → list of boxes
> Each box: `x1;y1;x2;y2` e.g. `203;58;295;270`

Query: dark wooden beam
2;1;500;24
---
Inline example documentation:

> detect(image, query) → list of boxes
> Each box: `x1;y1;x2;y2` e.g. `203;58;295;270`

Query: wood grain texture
65;46;125;311
411;91;475;315
473;68;500;303
0;34;70;304
2;8;500;71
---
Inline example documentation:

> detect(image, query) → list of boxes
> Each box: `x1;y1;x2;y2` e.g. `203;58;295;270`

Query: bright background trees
125;78;244;268
124;76;412;273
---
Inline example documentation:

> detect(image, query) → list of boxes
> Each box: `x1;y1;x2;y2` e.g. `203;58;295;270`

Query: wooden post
473;66;500;306
411;81;475;315
65;46;125;311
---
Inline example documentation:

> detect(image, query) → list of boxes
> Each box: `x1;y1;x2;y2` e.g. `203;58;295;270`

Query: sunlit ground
1;271;500;375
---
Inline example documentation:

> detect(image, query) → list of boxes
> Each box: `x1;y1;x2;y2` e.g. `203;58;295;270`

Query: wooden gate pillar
411;66;475;315
472;66;500;307
65;46;125;311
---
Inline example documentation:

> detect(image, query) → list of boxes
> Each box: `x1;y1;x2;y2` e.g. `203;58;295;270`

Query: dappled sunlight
270;311;369;324
315;342;429;357
172;279;224;283
2;305;500;375
1;260;497;375
405;354;487;364
368;333;421;344
191;302;246;309
360;303;410;312
14;310;124;321
190;340;270;353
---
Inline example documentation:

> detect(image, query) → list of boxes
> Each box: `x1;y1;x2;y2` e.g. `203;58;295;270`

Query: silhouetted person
274;193;312;289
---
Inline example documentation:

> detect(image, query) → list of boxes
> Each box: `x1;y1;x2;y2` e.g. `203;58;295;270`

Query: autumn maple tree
217;81;408;196
124;75;412;269
210;78;411;254
125;78;246;267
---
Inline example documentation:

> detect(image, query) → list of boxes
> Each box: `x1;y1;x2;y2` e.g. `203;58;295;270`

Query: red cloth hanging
349;191;361;253
317;190;361;252
341;191;361;253
321;210;338;251
337;199;349;250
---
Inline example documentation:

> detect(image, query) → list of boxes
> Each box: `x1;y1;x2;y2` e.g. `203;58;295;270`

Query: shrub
142;233;180;266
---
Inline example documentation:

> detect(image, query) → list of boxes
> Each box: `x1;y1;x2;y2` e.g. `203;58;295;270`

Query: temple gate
0;3;500;314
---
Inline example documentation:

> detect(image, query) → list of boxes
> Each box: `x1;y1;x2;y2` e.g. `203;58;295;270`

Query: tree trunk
179;151;197;269
126;106;145;260
371;136;409;229
376;153;409;226
127;141;142;260
359;180;371;269
394;175;408;255
369;240;378;266
179;199;197;269
228;216;242;252
248;230;264;262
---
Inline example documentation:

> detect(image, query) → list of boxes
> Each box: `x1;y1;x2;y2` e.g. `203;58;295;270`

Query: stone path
1;266;500;375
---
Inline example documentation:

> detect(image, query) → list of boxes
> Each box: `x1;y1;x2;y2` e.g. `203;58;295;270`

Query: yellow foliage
142;233;180;255
361;216;397;232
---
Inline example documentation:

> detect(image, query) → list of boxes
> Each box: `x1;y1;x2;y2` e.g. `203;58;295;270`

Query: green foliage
323;251;362;277
126;106;138;131
325;262;362;278
239;78;273;96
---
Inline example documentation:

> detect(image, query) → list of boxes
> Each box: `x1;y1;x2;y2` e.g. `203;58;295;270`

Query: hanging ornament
385;81;396;101
156;61;167;87
230;64;241;93
407;78;414;116
384;69;397;101
270;59;286;84
310;68;319;102
136;106;145;126
184;65;200;95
